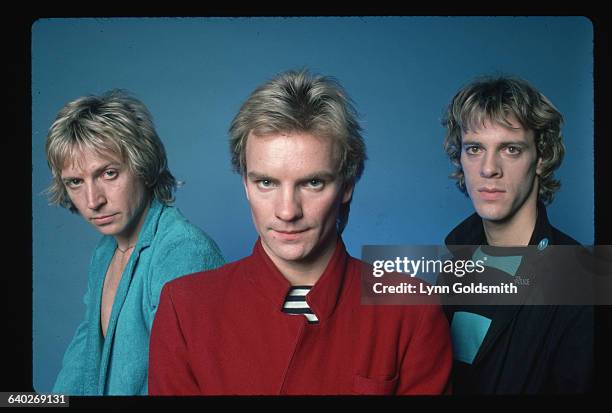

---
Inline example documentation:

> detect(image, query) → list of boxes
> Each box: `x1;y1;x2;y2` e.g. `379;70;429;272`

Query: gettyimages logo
372;256;486;278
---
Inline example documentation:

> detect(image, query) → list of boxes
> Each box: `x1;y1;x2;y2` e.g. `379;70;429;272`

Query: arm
397;304;453;395
52;282;92;395
148;282;200;395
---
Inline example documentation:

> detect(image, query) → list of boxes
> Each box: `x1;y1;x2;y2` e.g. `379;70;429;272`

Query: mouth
477;188;505;201
91;213;118;225
271;228;309;241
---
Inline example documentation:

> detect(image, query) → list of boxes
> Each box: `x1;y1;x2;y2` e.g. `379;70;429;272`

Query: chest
183;293;406;394
101;251;133;337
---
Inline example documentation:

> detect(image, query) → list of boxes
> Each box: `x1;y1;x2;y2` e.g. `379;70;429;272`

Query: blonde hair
229;69;367;233
45;89;177;211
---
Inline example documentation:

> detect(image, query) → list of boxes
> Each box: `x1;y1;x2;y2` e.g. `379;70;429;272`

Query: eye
505;146;522;155
305;178;324;189
103;169;118;179
256;179;275;189
65;178;82;189
464;145;482;155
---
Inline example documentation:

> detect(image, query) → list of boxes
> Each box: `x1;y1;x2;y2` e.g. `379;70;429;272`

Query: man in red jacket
148;69;452;395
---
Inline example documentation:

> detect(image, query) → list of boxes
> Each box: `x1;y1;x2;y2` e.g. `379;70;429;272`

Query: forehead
245;131;340;174
462;114;534;144
60;145;123;175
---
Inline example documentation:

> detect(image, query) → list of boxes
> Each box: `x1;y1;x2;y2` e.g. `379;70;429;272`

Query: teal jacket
52;199;225;395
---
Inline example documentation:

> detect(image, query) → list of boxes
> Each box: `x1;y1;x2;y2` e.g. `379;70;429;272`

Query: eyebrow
461;140;529;147
61;163;120;181
247;171;337;181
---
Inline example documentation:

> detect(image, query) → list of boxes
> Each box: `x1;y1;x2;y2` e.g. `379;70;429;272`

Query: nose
86;181;107;210
480;151;502;178
275;187;303;222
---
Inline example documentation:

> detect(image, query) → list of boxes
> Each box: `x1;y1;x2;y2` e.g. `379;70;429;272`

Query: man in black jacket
440;76;593;394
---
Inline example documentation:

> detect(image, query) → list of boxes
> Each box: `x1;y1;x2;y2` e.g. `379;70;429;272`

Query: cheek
247;197;269;225
516;160;538;186
312;193;342;221
460;157;476;180
461;166;478;190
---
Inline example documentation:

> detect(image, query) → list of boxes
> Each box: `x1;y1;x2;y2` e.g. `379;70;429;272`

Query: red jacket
149;238;452;395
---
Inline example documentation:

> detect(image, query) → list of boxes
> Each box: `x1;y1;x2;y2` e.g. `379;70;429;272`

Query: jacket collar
445;201;552;247
246;236;350;323
95;197;164;255
527;202;555;247
132;197;163;250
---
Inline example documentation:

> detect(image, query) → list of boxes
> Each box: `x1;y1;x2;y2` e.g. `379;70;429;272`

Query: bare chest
100;250;133;338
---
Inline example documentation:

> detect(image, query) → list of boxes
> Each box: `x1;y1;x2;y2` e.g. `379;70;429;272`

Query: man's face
460;115;542;224
61;146;150;244
243;131;353;269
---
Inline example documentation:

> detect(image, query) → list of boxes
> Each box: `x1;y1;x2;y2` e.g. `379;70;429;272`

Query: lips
91;213;117;225
272;228;308;241
478;187;505;201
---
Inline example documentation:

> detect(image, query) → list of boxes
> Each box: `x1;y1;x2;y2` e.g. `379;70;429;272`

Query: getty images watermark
360;245;612;306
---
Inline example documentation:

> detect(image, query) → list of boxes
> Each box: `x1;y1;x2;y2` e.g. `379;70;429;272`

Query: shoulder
550;225;581;246
152;204;222;254
540;222;582;263
537;202;580;246
162;258;247;303
157;205;212;241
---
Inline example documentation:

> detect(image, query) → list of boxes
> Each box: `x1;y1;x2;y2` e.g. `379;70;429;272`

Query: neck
265;234;339;286
116;244;136;253
114;200;151;252
483;198;538;247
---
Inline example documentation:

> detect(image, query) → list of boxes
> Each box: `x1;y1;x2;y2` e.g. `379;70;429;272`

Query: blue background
31;17;594;392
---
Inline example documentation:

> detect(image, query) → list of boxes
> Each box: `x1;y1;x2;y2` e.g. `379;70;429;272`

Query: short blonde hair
229;69;367;233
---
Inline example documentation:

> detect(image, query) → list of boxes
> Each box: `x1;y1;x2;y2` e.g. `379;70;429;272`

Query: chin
277;245;311;261
94;225;116;236
97;222;126;238
268;240;312;262
474;203;510;223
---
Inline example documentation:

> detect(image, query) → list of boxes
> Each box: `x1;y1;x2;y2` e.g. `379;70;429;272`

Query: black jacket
443;203;593;394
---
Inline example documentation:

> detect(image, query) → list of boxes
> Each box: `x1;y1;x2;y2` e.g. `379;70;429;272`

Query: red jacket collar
246;237;351;323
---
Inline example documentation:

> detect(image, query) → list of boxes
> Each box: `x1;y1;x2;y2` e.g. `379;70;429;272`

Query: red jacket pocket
353;374;399;395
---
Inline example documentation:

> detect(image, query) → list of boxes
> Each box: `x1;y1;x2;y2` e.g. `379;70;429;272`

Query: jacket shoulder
163;257;247;299
156;206;214;242
550;225;581;246
152;205;224;259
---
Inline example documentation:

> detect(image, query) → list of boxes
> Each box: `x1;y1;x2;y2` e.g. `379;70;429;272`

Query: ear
536;156;543;176
341;182;354;204
242;174;250;201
